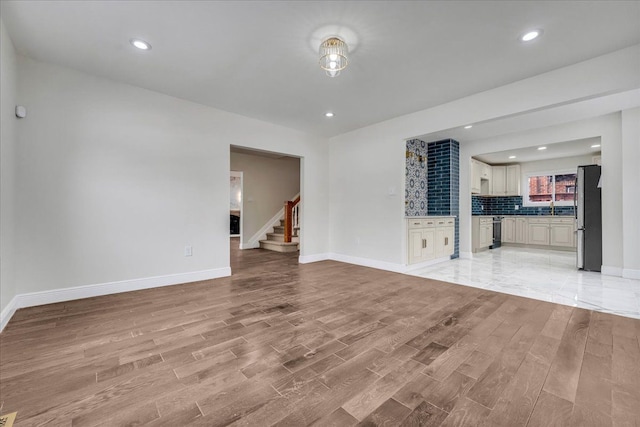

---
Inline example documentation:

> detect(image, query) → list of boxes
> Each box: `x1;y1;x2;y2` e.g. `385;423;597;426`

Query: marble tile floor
408;246;640;319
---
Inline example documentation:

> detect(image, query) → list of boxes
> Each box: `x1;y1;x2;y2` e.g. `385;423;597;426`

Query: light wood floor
1;241;639;426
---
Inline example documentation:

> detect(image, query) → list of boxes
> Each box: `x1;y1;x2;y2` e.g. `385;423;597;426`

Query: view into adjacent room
230;146;301;254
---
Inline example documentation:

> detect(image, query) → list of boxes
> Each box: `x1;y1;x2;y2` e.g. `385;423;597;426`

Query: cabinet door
443;226;455;256
435;227;445;258
423;228;436;260
502;217;515;243
506;165;521;196
528;223;550;245
480;223;493;248
550;223;575;247
471;160;481;194
408;229;425;264
491;166;506;195
481;162;492;180
515;218;528;243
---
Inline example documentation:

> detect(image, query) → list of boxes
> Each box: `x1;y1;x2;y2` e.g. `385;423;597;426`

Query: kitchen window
524;171;577;206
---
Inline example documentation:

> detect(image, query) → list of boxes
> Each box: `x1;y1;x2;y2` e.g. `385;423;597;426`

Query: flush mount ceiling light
591;144;601;148
509;155;517;159
319;36;348;77
325;112;334;117
538;146;547;150
521;29;543;42
464;125;473;129
130;38;151;50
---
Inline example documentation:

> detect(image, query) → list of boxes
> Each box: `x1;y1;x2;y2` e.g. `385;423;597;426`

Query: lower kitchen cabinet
472;216;493;252
502;217;516;243
515;218;528;244
498;216;575;249
550;218;575;247
407;217;455;264
528;219;551;245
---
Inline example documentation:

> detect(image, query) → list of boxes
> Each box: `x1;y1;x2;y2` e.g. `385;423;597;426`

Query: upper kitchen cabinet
491;164;521;196
471;159;492;195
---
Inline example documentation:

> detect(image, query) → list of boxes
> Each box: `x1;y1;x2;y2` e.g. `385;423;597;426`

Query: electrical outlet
184;245;192;257
514;205;519;210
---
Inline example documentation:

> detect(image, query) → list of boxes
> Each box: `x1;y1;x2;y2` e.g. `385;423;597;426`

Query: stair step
273;225;285;233
279;219;285;226
266;232;286;242
259;240;299;253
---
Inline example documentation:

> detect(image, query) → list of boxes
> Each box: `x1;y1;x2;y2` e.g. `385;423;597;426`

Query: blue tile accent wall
427;139;460;258
471;195;575;216
405;139;428;216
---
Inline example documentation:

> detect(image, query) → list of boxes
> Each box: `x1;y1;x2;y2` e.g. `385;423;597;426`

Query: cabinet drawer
444;218;455;226
550;217;575;224
528;218;550;224
408;220;424;229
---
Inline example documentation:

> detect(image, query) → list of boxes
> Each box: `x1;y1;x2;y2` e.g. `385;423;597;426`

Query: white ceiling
475;137;602;165
2;1;640;138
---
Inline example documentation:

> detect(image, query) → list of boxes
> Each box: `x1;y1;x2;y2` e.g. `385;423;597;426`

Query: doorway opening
230;145;301;255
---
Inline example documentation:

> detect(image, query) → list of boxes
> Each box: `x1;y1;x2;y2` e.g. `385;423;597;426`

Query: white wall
621;108;640;278
12;56;329;300
1;19;18;320
230;152;300;245
519;154;596;178
329;45;640;272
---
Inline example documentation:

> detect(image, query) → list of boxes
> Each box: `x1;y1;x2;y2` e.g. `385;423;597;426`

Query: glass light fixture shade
319;37;348;77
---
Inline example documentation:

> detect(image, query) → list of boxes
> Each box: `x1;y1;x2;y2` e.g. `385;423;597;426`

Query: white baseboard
298;253;330;264
239;242;260;250
327;253;405;273
601;265;623;277
0;295;18;333
622;268;640;280
0;267;231;333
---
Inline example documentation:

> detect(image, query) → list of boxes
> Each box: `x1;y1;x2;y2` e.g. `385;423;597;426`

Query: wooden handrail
284;197;301;243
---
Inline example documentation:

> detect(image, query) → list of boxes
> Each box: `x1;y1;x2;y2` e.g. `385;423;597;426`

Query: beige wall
230;152;300;246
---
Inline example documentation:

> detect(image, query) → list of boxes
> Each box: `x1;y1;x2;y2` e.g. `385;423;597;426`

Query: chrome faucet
550;201;555;216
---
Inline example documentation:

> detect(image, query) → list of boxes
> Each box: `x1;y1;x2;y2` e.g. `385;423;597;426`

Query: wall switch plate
184;245;192;257
514;205;519;210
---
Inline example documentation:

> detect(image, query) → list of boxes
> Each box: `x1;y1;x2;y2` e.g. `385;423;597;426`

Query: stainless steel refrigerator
575;165;602;271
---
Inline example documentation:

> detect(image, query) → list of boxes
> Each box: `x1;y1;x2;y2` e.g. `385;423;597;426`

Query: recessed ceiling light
509;155;517;159
464;125;473;129
130;39;151;50
521;29;543;42
591;144;601;148
325;112;334;118
537;146;547;150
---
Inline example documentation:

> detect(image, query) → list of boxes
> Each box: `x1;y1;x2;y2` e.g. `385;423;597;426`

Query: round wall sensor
15;105;27;118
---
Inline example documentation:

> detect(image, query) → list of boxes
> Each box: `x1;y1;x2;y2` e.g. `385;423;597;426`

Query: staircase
259;219;299;252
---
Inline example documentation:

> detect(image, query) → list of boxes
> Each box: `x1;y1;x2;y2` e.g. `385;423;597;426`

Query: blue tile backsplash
472;195;575;216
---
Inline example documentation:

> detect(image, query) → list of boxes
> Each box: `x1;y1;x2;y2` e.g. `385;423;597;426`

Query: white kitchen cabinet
515;217;528;244
491;164;520;196
480;162;492;180
435;217;455;258
471;159;481;194
527;218;551;245
550;218;576;247
502;217;516;243
407;217;454;264
472;216;493;252
506;165;521;196
492;166;507;196
471;159;492;195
